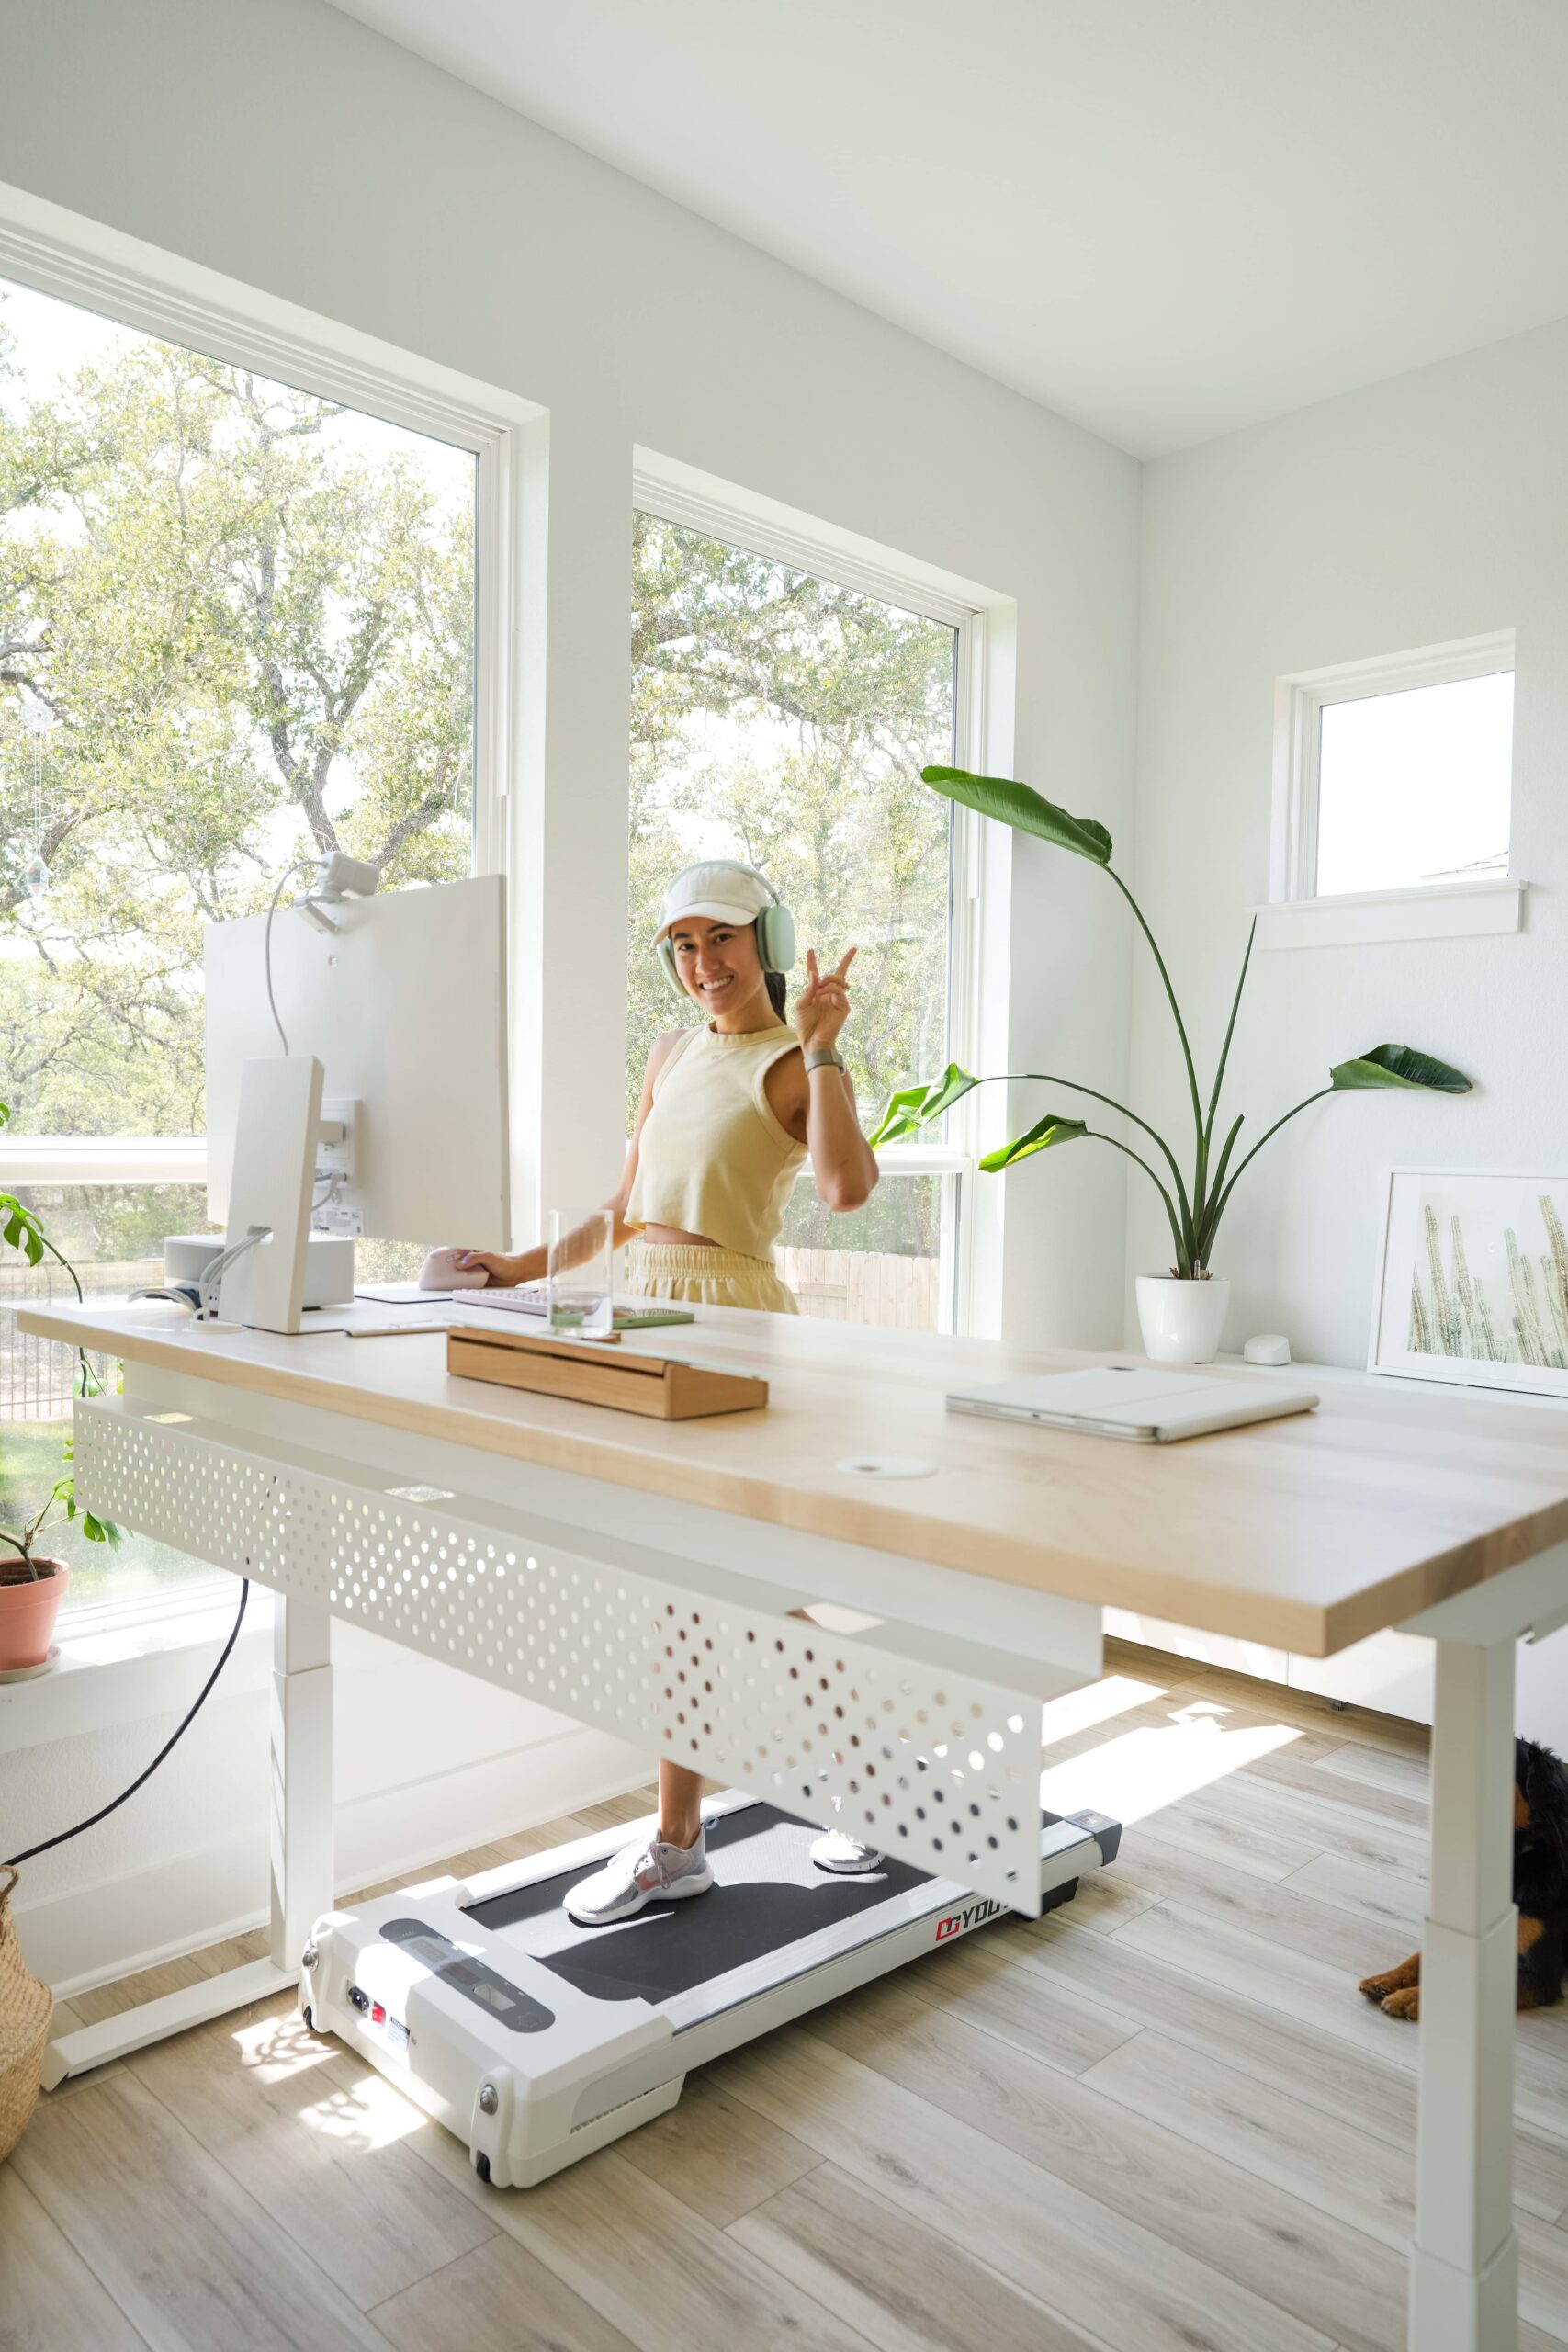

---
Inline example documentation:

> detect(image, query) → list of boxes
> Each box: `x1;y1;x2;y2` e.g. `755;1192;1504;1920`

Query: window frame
0;181;543;1636
630;466;989;1334
1265;630;1522;948
0;184;540;1191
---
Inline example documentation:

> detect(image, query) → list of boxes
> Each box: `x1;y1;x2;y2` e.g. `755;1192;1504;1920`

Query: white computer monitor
204;875;511;1254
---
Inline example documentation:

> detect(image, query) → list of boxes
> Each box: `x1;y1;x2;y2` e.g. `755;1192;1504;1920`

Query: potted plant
1;1104;118;1670
870;766;1473;1364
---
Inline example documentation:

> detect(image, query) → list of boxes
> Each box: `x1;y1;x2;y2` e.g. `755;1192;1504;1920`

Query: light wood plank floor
11;1641;1568;2352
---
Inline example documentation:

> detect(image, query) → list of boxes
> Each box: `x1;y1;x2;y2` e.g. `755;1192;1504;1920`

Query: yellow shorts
625;1241;798;1316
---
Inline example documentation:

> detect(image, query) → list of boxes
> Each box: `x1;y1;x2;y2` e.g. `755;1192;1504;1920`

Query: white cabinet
1286;1629;1433;1723
1103;1606;1288;1688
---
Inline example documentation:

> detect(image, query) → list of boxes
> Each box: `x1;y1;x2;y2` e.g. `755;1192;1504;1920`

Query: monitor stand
218;1057;340;1334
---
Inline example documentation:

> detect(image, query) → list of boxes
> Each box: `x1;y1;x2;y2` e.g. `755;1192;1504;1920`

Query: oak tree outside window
0;274;478;1609
626;511;967;1331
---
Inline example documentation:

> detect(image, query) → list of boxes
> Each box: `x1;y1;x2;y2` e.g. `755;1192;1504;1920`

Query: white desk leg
1410;1635;1518;2352
270;1595;333;1973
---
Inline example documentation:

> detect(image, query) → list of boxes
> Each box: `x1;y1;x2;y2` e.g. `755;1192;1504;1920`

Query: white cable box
164;1230;355;1309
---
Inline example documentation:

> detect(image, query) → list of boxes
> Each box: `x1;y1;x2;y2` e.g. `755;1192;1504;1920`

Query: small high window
1282;636;1514;900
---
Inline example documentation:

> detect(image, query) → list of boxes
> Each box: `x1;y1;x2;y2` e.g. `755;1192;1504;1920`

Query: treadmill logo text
935;1899;1004;1943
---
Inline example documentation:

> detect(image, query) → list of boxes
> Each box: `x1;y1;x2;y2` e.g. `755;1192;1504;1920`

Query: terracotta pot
0;1559;69;1671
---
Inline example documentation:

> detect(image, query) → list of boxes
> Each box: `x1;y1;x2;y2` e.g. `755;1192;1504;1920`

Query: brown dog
1359;1736;1568;2021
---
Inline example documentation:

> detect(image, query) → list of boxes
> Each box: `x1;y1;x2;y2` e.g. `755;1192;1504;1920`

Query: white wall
5;1605;649;1994
2;0;1140;1986
1128;318;1568;1364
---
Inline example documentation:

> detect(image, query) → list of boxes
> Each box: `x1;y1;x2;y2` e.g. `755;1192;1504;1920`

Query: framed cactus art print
1369;1169;1568;1397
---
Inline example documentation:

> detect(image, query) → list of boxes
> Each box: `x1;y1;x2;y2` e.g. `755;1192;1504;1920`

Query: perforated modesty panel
76;1398;1046;1908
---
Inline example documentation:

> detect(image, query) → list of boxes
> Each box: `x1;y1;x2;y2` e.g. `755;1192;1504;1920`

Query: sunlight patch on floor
230;2007;336;2085
1040;1673;1169;1747
298;2063;429;2150
1040;1702;1302;1825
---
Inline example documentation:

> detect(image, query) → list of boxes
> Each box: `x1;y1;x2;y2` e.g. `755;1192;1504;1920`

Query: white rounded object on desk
836;1454;938;1480
1243;1332;1292;1366
1135;1273;1230;1365
419;1246;491;1291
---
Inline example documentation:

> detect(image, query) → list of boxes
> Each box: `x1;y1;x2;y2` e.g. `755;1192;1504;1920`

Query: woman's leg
660;1758;705;1848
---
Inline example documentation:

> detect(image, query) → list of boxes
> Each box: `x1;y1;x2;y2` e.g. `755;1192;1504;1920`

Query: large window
0;271;482;1610
627;511;966;1329
0;274;478;1140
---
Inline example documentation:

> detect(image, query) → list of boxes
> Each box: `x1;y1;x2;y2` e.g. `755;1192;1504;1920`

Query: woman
459;859;880;1924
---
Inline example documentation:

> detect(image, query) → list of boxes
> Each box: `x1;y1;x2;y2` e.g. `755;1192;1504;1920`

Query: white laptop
946;1363;1318;1443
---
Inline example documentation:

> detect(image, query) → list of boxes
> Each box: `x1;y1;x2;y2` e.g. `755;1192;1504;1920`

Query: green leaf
868;1061;977;1147
979;1112;1089;1171
1329;1043;1472;1094
2;1200;45;1267
81;1513;121;1548
920;767;1112;865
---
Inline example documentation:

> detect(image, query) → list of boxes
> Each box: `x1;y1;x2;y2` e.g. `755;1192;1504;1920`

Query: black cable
5;1578;251;1868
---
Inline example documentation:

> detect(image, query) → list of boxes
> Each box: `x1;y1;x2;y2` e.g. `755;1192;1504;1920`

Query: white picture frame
1369;1167;1568;1397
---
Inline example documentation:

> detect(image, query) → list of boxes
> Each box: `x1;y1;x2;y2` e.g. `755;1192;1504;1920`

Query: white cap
654;861;773;942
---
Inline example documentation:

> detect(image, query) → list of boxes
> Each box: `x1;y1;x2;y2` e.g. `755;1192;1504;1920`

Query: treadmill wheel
473;2150;491;2184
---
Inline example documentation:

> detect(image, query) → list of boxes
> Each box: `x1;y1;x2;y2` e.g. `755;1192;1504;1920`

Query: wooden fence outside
776;1247;940;1330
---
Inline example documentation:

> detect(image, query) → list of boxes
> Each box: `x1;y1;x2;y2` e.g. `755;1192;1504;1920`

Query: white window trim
632;453;1003;1333
0;181;550;1644
0;175;545;1191
0;1137;209;1185
1266;628;1521;946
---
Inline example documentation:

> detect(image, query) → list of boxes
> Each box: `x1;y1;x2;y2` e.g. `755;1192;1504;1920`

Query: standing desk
20;1296;1568;2352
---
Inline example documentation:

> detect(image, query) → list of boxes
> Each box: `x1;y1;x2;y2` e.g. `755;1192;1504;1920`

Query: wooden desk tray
447;1327;768;1419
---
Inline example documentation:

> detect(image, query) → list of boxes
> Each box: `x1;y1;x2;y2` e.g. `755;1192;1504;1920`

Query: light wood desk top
21;1298;1568;1657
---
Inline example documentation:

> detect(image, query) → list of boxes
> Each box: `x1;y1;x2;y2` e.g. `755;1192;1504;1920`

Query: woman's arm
787;947;878;1215
458;1032;682;1284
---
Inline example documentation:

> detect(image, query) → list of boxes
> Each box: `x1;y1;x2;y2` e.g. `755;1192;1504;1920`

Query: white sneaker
810;1828;885;1874
566;1833;715;1926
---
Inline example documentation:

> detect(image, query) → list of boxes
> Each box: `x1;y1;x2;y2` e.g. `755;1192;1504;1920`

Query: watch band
804;1046;846;1074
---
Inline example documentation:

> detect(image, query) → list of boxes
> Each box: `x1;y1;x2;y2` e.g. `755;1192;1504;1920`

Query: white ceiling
323;0;1568;457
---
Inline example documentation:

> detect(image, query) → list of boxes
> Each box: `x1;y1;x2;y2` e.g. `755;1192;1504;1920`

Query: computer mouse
418;1246;491;1291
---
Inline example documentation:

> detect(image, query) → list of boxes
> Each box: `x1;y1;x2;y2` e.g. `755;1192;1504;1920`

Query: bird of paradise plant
869;767;1472;1277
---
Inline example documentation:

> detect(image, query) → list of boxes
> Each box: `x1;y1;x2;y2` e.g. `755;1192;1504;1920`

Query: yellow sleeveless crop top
626;1023;807;1260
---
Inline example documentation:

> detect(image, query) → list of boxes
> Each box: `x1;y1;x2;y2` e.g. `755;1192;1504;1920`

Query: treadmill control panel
379;1917;556;2034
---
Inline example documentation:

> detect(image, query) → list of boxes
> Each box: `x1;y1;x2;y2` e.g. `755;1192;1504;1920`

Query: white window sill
1255;876;1525;950
0;1134;208;1182
0;1582;269;1755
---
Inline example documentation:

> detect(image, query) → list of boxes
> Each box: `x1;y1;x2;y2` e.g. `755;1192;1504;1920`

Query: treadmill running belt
465;1804;930;2004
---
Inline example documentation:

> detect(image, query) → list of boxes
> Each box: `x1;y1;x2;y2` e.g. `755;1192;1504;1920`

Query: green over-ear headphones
655;863;797;1002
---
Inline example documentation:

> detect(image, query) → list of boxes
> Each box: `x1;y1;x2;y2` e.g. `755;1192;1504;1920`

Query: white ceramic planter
1135;1274;1231;1366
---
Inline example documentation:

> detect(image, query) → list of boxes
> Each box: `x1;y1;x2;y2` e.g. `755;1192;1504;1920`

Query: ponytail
765;971;788;1021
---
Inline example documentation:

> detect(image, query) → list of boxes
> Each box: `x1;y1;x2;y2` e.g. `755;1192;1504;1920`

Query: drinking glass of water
547;1208;615;1339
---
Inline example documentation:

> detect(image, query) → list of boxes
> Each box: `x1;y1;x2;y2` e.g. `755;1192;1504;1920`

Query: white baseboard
23;1722;649;1998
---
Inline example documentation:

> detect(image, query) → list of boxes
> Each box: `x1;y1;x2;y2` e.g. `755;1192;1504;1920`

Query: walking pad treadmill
302;1792;1120;2187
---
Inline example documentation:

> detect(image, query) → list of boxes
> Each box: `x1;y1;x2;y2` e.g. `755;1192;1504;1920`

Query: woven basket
0;1865;52;2164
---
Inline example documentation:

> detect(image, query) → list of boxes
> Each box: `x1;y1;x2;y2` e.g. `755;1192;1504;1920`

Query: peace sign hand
794;945;857;1055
